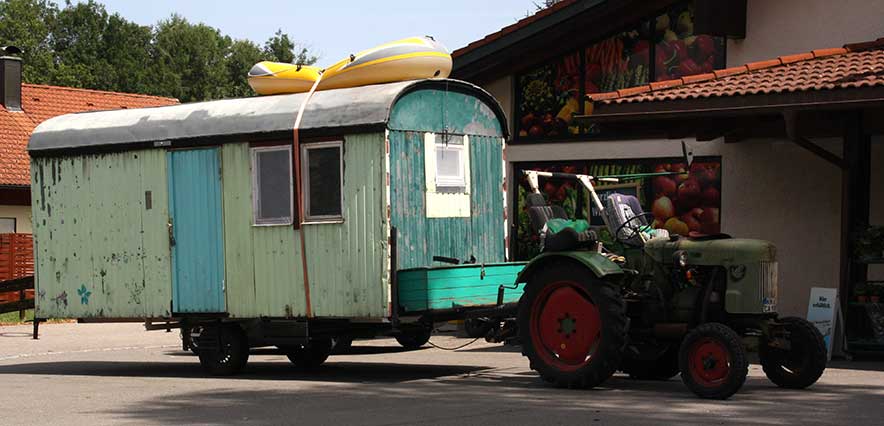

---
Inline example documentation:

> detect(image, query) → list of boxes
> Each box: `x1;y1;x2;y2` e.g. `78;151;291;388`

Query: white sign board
807;287;839;360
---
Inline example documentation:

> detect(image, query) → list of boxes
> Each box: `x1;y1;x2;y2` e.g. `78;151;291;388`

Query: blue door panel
168;148;226;313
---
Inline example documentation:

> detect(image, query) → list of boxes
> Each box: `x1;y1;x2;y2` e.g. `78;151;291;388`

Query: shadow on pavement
96;372;884;425
0;359;490;384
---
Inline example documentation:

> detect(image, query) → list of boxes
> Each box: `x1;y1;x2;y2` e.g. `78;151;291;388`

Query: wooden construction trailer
28;79;518;374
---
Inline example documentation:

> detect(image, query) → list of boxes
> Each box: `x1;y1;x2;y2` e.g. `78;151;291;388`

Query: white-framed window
0;217;15;233
435;140;467;192
251;145;294;226
424;133;471;218
302;141;344;222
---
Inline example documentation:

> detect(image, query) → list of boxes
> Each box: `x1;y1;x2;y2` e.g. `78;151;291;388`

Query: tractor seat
604;193;668;246
526;193;597;252
526;193;567;233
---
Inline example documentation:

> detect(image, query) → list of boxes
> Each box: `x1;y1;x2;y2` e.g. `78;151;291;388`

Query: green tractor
516;159;826;399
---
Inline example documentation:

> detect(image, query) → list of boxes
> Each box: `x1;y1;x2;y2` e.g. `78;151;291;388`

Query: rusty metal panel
389;131;506;270
303;133;388;317
32;150;171;319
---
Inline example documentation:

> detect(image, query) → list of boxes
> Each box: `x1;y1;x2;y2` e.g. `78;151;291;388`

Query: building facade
453;0;884;350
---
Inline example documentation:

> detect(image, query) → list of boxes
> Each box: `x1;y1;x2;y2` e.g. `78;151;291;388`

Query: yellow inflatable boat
248;36;452;95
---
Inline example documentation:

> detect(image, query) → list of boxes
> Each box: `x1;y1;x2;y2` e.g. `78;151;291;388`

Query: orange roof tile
587;38;884;107
0;84;177;187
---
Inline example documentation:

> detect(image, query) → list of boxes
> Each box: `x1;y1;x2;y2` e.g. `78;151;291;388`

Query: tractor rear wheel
679;323;748;399
197;325;249;376
283;339;333;369
517;261;627;389
760;317;827;389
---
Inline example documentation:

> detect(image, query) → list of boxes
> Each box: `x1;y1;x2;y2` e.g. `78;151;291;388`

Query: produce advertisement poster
513;157;721;259
807;287;839;360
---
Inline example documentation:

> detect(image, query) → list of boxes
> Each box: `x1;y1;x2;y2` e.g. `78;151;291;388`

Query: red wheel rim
529;281;601;372
688;337;731;387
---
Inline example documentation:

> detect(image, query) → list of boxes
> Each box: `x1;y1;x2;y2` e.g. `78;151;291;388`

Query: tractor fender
516;251;624;285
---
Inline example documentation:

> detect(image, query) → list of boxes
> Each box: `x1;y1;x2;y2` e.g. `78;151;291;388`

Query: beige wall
0;205;32;233
728;0;884;66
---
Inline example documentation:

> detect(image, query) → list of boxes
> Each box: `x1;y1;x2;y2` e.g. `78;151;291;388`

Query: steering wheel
614;213;656;247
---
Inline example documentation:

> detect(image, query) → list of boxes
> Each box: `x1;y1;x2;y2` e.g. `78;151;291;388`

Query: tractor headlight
673;250;688;269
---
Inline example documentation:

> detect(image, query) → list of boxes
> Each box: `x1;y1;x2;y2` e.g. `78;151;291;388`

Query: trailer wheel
760;317;827;389
464;318;494;338
679;323;748;399
331;337;354;354
517;261;627;389
197;325;249;376
396;327;432;349
284;339;333;369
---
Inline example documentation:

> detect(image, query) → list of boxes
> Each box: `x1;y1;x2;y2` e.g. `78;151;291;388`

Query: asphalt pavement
1;322;883;425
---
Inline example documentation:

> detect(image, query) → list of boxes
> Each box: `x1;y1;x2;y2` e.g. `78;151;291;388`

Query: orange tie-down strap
292;72;324;318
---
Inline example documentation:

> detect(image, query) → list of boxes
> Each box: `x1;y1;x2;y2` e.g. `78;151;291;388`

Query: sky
78;0;542;65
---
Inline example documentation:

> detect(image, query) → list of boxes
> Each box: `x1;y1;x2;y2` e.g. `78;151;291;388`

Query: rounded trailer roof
28;79;507;156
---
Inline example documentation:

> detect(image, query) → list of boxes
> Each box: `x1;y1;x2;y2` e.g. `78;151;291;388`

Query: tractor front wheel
679;323;748;399
760;317;827;389
517;261;627;389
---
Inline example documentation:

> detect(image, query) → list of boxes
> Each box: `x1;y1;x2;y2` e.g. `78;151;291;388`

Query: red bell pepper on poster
693;35;716;61
677;58;702;77
670;40;689;62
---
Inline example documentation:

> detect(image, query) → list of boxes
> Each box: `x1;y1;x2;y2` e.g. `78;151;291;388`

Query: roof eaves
452;0;604;71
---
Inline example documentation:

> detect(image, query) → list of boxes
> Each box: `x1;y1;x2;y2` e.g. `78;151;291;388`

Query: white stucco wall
0;205;32;234
728;0;884;66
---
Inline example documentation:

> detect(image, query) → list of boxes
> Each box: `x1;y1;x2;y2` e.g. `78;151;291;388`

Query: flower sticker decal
77;284;92;305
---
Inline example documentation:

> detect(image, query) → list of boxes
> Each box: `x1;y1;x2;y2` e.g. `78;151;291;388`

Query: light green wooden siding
220;133;387;319
31;150;171;319
303;133;388;317
389;130;505;269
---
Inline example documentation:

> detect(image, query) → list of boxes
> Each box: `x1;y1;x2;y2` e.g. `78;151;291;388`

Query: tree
0;0;58;84
50;0;112;90
153;15;233;102
263;29;317;65
226;39;264;98
0;1;318;101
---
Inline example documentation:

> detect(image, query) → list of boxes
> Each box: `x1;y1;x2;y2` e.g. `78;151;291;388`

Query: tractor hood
644;237;777;266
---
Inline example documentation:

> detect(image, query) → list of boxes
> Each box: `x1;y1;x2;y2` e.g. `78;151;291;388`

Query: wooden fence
0;234;35;320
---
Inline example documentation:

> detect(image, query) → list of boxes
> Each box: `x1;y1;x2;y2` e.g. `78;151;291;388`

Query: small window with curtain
0;218;15;233
302;141;343;222
251;146;294;225
435;139;467;192
424;133;471;218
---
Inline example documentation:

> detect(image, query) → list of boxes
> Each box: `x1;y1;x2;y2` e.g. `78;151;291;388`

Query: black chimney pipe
1;46;23;112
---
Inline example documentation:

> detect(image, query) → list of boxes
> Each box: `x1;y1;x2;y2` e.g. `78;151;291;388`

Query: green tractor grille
761;261;778;313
